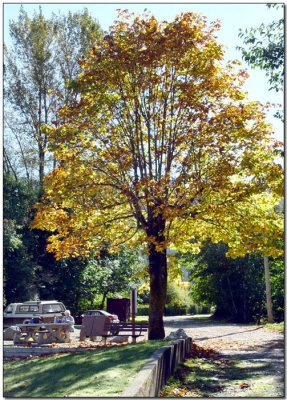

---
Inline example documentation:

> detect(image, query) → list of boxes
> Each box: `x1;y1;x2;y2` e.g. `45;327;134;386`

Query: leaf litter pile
160;343;251;397
4;340;129;362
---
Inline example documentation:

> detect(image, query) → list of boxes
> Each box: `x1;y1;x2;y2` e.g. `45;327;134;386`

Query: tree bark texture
148;242;167;340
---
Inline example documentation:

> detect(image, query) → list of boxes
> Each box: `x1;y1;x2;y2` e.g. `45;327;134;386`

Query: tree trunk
148;242;167;340
264;256;274;323
100;291;107;310
39;147;45;184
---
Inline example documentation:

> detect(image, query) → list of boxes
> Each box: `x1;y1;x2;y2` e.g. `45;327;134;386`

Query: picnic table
13;323;72;346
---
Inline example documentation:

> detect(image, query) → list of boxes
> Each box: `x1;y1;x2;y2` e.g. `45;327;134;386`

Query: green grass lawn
135;315;149;323
4;340;167;398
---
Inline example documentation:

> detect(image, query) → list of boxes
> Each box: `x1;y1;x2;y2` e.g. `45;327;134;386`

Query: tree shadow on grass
4;341;164;398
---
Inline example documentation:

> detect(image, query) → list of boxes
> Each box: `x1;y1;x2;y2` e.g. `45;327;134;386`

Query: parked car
75;310;119;325
3;300;66;328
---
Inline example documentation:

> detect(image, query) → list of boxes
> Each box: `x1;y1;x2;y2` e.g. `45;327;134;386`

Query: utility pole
264;256;274;323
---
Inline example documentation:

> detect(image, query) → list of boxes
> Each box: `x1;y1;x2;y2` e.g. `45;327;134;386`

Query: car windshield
87;311;101;316
4;304;14;313
85;310;112;316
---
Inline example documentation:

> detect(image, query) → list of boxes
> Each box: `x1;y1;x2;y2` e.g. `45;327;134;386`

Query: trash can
107;298;130;321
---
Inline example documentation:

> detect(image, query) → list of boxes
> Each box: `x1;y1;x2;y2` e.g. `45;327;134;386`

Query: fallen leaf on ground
240;382;250;389
212;385;225;392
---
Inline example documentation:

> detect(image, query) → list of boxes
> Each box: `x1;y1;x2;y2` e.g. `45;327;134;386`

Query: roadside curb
121;337;192;397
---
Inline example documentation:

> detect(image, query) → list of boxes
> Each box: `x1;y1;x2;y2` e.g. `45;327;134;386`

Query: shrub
137;304;149;316
164;305;188;316
166;281;190;308
137;302;210;317
188;304;210;315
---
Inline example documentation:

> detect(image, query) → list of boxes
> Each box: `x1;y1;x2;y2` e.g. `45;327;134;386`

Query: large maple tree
33;11;283;339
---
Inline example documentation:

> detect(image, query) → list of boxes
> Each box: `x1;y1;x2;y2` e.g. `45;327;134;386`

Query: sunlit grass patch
4;340;167;397
264;321;284;332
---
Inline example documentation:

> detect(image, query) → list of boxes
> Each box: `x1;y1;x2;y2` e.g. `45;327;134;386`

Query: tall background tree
238;4;284;322
3;7;102;306
78;247;144;310
238;3;284;120
4;6;102;183
5;7;58;183
33;11;283;339
182;242;284;323
3;172;39;304
36;247;144;315
238;4;284;93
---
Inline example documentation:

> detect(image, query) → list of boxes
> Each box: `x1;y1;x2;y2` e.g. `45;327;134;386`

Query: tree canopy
238;4;284;93
33;11;283;339
183;241;284;323
4;7;102;182
3;7;103;307
186;242;266;323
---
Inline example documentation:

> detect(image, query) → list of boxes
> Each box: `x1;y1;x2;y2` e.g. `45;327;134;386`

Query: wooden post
131;288;136;343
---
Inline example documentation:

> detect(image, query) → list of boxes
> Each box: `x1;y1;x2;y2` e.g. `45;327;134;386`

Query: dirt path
163;315;285;397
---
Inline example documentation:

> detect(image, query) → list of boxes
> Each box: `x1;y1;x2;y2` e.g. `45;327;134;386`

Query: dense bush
188;304;211;315
137;304;149;316
137;300;210;317
181;242;284;323
166;281;190;309
164;305;188;316
269;258;284;321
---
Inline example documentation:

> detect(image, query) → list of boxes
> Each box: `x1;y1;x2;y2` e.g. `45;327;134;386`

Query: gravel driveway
163;315;285;397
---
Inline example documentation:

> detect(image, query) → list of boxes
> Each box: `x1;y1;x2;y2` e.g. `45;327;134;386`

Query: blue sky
3;2;284;140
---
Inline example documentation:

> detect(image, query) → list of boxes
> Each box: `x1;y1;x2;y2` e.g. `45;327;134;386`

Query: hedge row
137;304;210;316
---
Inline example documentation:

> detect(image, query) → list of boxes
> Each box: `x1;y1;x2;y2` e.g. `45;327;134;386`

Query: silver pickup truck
3;300;66;328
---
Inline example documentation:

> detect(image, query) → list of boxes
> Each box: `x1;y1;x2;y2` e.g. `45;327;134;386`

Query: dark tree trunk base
148;241;167;340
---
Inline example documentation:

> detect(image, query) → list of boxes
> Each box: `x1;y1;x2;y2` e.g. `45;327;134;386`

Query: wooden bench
103;322;148;344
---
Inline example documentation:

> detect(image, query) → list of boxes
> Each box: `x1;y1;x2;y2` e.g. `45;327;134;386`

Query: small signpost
130;284;137;343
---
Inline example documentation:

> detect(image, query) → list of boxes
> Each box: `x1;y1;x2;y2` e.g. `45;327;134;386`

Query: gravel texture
163;315;285;397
